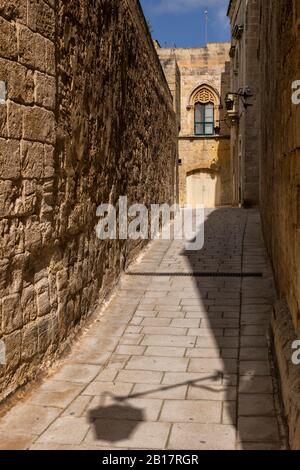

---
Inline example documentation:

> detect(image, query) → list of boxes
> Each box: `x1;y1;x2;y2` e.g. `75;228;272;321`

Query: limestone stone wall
178;137;231;207
227;0;261;207
0;0;177;400
258;0;300;449
157;44;231;207
157;54;181;203
158;55;181;132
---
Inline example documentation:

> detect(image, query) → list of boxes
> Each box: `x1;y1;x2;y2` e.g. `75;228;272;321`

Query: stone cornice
227;0;237;18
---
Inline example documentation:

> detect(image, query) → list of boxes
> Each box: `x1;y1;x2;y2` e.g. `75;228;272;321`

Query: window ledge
179;134;230;140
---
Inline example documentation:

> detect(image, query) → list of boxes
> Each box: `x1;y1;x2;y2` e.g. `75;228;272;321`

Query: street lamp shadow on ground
88;373;223;443
88;209;281;449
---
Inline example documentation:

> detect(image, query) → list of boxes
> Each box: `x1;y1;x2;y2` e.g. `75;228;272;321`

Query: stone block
35;277;51;317
2;294;22;333
0;104;7;138
0;0;27;22
0;403;60;436
0;17;17;60
3;330;21;372
44;39;55;76
238;417;280;443
43;144;54;177
34;34;47;73
239;375;273;394
28;381;84;408
21;284;37;322
37;316;52;353
126;355;188;372
145;346;185;357
36;0;55;41
52;364;100;384
141;334;196;348
115;369;163;385
21;180;37;215
21;323;38;360
24;220;42;251
62;395;92;418
0;433;33;450
36;417;90;446
84;420;170;449
0;138;20;179
0;60;34;105
0;180;13;217
160;399;222;424
23;106;55;144
20;140;44;179
168;423;236;450
17;24;35;68
88;395;162;421
83;381;133;397
27;0;38;30
34;71;56;109
7;101;23;139
239;394;275;416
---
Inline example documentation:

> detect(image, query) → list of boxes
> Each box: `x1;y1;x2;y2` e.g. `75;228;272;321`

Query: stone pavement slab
0;209;286;450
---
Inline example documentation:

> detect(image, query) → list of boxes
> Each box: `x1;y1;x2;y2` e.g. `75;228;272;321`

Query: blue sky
140;0;230;48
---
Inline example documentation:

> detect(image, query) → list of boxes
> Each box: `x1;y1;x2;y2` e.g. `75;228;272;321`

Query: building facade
157;43;232;208
228;0;300;449
227;0;261;207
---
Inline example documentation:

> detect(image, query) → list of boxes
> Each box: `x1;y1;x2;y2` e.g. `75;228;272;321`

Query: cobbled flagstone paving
0;209;287;450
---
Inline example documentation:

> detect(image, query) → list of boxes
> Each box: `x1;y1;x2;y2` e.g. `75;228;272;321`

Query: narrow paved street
0;209;286;450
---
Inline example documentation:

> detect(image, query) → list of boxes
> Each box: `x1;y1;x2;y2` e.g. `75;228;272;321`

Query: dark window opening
194;102;215;136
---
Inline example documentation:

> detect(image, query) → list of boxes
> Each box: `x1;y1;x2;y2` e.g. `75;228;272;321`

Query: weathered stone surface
7;100;23;139
157;44;231;207
0;104;7;138
272;300;300;450
23;106;55;143
35;0;55;41
4;330;21;372
0;138;20;179
21;285;37;323
0;16;17;60
228;0;261;206
257;0;300;450
34;71;56;109
20;140;44;178
17;24;36;68
2;294;22;333
0;60;34;105
0;208;287;450
0;180;14;217
0;0;177;403
0;0;27;22
21;323;39;360
44;39;55;76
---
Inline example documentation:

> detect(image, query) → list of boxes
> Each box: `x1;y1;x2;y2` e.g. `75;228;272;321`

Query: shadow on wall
87;209;281;449
178;208;281;448
218;60;233;207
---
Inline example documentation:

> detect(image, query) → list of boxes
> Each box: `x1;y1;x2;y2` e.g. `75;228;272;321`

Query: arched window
194;102;214;135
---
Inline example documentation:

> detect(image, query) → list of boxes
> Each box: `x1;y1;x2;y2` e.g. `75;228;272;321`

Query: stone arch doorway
186;169;221;208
